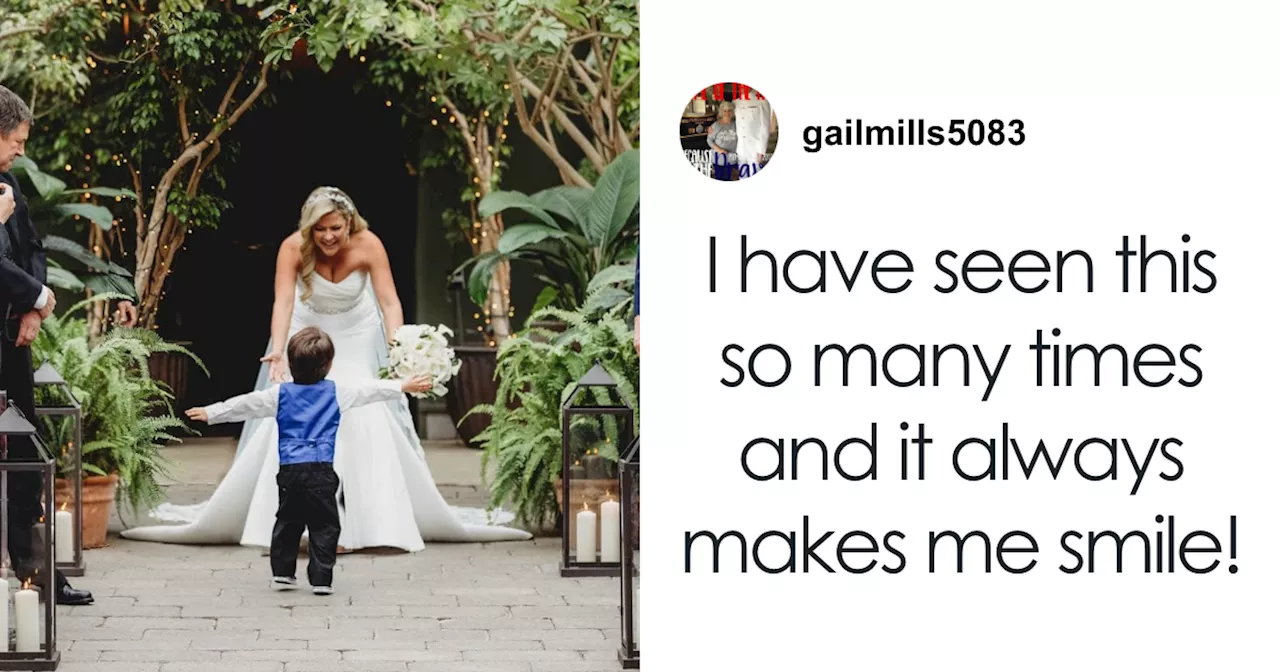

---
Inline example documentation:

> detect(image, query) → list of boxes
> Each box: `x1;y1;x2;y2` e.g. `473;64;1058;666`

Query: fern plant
466;302;638;531
31;294;207;517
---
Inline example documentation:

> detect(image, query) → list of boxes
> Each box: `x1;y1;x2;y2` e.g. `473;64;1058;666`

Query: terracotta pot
55;474;117;549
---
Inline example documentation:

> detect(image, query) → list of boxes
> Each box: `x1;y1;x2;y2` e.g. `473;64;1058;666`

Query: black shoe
56;585;93;606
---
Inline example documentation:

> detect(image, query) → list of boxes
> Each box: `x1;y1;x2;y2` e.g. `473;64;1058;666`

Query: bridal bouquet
382;324;461;399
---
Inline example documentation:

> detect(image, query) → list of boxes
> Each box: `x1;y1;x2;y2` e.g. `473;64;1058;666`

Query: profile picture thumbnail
679;82;778;181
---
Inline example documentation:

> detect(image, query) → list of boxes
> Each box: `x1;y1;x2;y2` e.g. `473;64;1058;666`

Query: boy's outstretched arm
338;375;433;411
186;386;282;424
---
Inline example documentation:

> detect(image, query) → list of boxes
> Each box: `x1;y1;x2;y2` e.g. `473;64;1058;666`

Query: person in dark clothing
0;85;95;606
184;327;433;593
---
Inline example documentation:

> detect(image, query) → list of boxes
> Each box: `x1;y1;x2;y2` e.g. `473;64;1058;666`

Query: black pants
271;462;340;587
0;337;69;592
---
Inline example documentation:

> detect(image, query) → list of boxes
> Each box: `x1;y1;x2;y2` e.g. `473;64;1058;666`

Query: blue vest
277;380;340;465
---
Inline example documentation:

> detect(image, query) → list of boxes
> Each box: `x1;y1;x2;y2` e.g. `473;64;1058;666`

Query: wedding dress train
121;271;531;551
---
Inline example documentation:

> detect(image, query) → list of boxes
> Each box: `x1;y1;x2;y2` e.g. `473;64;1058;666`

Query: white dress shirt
204;379;405;425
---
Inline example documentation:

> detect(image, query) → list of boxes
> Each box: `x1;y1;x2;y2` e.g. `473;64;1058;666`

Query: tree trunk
440;95;513;344
132;60;269;330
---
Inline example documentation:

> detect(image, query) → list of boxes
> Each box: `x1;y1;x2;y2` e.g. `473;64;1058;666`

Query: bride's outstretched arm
366;233;404;341
265;239;300;380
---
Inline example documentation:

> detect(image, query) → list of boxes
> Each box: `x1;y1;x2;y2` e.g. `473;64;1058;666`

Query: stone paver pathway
53;440;625;672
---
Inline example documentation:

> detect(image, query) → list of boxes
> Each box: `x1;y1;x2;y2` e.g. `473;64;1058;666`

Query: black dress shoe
56;585;93;606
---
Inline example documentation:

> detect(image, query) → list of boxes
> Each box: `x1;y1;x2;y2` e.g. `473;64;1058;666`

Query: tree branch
515;69;606;173
178;93;191;145
439;93;479;168
135;60;271;296
128;163;146;253
218;56;250;117
507;61;590;187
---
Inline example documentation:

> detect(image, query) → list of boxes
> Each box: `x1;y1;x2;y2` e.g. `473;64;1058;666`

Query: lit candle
575;503;596;563
55;506;73;564
14;580;39;652
599;497;620;563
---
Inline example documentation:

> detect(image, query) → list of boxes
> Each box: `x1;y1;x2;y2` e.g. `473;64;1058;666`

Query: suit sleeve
30;230;46;287
205;386;282;424
0;175;45;311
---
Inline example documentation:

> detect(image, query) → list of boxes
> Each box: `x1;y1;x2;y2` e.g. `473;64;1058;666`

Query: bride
121;186;531;551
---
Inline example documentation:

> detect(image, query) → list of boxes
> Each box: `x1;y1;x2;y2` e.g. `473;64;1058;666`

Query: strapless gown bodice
296;271;372;317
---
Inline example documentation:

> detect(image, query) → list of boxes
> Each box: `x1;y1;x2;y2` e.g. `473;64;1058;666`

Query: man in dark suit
0;85;94;605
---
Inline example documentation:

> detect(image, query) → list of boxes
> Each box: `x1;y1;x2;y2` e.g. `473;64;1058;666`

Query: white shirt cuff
34;286;50;311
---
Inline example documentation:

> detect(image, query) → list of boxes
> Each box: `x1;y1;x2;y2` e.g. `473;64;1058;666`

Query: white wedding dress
121;270;531;551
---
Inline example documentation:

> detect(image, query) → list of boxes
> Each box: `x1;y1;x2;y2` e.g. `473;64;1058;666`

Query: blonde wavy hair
297;186;369;302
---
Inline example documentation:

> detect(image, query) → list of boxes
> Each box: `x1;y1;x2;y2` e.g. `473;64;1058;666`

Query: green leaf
43;235;132;277
12;156;67;198
45;267;85;293
66;187;138;200
43;235;111;272
55;203;115;231
585;149;639;246
583;286;631;314
531;285;559;313
530;186;592;229
586;261;635;294
84;274;138;299
497;224;572;256
478;191;561;230
465;251;505;306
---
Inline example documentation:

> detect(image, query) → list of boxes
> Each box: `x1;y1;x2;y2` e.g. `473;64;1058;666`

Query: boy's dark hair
287;327;334;384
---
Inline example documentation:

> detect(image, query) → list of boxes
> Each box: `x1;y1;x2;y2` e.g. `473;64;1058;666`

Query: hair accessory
303;187;355;213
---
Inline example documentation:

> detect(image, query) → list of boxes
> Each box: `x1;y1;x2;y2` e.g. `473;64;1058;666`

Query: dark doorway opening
158;62;421;432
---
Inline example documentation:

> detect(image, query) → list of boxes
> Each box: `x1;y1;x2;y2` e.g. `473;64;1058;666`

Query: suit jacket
0;172;48;326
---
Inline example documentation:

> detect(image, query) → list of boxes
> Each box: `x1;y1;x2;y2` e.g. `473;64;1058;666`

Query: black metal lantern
560;361;632;578
33;361;84;577
618;435;640;668
0;393;60;670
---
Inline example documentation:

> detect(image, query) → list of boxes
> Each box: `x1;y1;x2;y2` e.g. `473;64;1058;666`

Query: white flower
385;323;461;400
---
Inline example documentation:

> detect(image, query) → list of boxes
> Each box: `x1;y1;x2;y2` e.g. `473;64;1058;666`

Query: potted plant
447;151;639;444
464;298;638;532
32;295;205;547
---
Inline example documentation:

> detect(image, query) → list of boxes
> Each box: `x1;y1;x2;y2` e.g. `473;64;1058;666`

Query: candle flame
582;502;589;511
21;579;30;590
59;501;68;512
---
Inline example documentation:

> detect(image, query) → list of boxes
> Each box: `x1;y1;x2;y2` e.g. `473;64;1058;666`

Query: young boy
185;327;432;594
